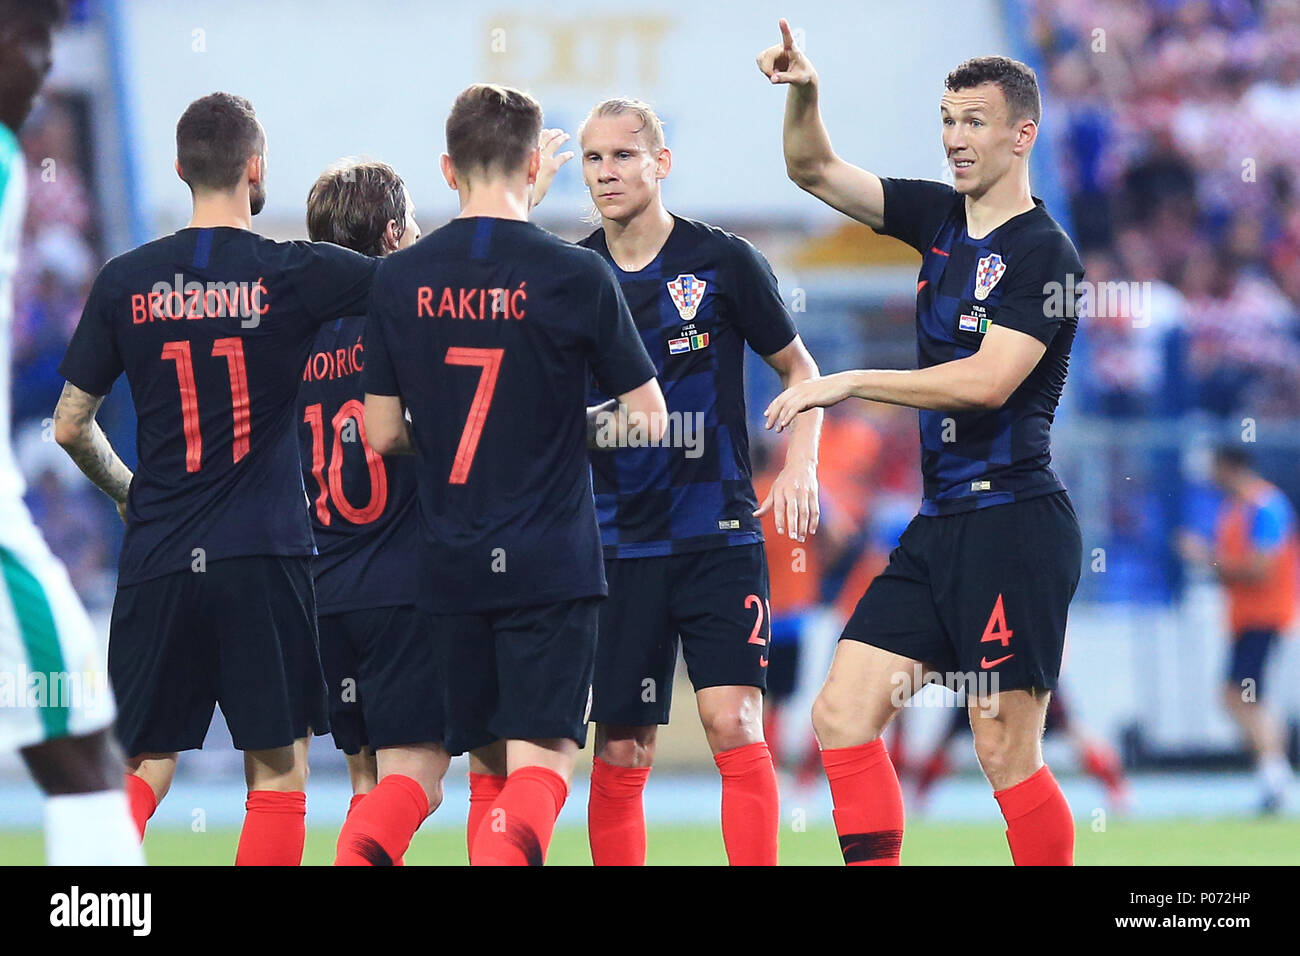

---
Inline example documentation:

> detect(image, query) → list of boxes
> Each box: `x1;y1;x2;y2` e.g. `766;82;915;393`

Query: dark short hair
1213;445;1253;470
306;159;407;256
946;56;1041;125
445;83;542;179
176;92;264;192
0;0;67;26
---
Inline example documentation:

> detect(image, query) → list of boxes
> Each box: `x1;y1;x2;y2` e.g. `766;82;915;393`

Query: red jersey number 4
978;593;1014;670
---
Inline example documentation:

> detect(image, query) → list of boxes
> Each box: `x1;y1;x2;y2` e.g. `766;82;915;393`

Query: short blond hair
579;97;665;153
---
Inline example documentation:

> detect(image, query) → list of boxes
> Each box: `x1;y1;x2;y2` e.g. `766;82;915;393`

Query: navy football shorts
591;543;771;727
439;597;601;756
841;492;1082;696
317;604;444;755
108;555;329;755
1228;628;1279;698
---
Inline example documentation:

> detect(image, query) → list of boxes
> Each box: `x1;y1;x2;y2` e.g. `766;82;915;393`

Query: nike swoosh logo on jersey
980;653;1014;670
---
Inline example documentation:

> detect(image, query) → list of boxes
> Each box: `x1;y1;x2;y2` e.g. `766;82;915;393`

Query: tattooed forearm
53;382;133;505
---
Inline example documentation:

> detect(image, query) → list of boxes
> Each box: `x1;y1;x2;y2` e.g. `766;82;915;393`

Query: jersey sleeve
587;259;657;397
727;236;797;357
288;241;378;325
877;177;959;254
1250;495;1293;552
359;264;401;397
58;269;124;396
989;234;1084;346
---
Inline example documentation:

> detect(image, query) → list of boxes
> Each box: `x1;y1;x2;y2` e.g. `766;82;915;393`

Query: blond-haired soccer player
759;19;1084;865
538;97;822;866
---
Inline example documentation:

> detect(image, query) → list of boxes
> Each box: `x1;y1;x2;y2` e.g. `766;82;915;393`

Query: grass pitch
4;818;1297;865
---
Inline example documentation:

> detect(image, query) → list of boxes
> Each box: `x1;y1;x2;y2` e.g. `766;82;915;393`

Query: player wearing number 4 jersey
758;21;1083;865
55;93;377;865
295;159;452;867
536;98;823;867
363;84;664;866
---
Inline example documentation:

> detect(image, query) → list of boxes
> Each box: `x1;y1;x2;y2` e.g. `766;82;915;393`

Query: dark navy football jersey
361;216;656;615
876;178;1083;515
59;227;376;585
579;216;797;558
297;314;419;614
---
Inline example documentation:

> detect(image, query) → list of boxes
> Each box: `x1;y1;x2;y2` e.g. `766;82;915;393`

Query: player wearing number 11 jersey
363;84;663;866
55;93;376;865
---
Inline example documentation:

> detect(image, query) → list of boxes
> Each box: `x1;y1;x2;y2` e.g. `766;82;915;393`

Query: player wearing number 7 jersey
363;84;664;866
55;93;377;865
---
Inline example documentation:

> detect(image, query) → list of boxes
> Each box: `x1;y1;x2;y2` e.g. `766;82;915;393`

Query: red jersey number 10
161;338;250;473
303;399;389;526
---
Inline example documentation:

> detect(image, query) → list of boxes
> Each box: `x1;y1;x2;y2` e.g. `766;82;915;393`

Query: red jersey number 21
445;347;503;485
162;338;251;473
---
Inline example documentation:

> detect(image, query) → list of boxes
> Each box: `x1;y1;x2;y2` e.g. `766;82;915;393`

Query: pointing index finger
779;18;794;50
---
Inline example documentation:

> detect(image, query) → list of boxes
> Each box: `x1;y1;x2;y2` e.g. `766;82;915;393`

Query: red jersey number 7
445;347;504;485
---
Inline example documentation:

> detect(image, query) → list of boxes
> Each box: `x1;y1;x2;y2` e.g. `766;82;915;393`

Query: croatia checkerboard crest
667;273;706;320
974;253;1006;301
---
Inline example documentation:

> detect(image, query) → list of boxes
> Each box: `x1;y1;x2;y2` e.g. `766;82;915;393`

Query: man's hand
755;18;816;86
755;457;819;541
764;373;852;432
116;500;128;525
531;128;575;210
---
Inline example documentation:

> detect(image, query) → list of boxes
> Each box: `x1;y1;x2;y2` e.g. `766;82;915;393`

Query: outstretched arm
764;325;1047;428
756;18;886;229
53;382;133;522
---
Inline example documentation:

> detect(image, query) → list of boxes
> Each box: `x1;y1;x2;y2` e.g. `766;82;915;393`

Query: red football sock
124;773;156;840
235;790;306;866
588;757;651;866
994;764;1074;866
470;766;567;866
467;772;507;860
1082;742;1124;792
821;738;904;865
347;792;366;818
714;742;779;866
334;774;428;866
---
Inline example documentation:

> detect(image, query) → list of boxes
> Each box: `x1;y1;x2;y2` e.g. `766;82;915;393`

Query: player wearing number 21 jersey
56;93;376;865
362;84;663;866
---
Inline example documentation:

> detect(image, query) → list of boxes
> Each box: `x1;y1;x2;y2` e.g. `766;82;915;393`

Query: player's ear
382;219;400;253
526;147;541;185
247;152;263;185
656;147;672;181
174;159;184;181
1014;120;1037;157
440;154;458;191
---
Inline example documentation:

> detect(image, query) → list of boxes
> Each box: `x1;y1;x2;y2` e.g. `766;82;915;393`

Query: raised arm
756;18;885;229
53;382;133;522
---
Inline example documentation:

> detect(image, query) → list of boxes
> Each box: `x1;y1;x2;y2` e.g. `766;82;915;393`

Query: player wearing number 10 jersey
55;93;376;865
297;159;451;867
363;84;663;866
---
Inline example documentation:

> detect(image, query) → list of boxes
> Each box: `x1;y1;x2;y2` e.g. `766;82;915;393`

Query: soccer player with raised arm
363;84;664;866
55;93;377;865
758;20;1084;865
0;0;142;866
293;158;453;866
569;99;823;867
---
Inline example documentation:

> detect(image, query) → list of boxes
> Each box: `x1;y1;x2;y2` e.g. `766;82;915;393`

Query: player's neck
963;169;1034;241
456;184;531;222
602;203;674;273
187;189;254;231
